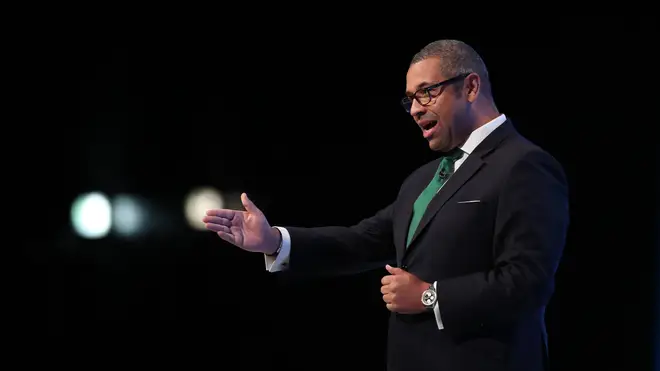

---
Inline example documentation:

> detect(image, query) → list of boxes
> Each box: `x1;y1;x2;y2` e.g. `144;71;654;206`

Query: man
203;39;569;371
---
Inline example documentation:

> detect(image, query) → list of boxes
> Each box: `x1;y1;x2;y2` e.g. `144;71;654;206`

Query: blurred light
71;192;112;239
184;186;224;231
112;194;145;238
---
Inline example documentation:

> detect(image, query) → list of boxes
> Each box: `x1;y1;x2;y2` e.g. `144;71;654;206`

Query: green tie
406;149;464;247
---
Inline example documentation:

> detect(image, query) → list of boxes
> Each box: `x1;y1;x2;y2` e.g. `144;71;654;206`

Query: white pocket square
457;200;481;204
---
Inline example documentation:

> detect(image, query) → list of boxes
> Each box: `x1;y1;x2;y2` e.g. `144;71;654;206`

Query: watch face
422;289;436;306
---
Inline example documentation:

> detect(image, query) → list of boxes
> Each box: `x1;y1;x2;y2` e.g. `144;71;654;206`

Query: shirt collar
459;114;507;155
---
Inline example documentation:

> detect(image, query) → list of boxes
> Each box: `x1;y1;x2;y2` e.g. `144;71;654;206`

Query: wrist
266;227;282;256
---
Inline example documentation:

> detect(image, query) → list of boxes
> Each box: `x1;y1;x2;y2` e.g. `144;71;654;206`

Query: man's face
404;58;466;152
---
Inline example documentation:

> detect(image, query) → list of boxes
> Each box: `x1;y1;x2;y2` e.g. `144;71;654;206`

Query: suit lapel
396;166;434;261
406;155;484;248
403;119;516;253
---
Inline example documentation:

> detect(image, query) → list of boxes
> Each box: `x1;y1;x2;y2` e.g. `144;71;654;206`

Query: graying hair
411;39;492;96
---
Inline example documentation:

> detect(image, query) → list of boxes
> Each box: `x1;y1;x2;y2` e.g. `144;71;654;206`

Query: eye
425;85;443;95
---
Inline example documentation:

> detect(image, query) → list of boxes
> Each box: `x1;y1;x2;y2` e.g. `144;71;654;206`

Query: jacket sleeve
283;202;397;276
435;149;569;333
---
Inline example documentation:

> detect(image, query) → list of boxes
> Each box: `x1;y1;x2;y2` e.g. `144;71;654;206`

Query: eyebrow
405;80;435;95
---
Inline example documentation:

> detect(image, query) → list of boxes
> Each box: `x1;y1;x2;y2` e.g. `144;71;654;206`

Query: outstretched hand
202;193;280;255
381;264;430;314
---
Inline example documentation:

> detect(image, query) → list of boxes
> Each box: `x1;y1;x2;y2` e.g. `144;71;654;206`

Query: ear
464;73;481;103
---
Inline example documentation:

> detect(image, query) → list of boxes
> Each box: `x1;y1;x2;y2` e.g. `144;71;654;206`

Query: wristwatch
421;284;437;311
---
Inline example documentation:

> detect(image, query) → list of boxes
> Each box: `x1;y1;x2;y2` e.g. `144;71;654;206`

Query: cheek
435;109;454;130
439;99;463;125
433;96;454;118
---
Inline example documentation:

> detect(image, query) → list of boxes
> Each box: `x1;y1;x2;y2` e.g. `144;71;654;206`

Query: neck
471;100;501;131
454;102;500;149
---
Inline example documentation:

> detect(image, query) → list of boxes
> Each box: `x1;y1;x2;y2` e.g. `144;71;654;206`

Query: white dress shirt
265;114;508;330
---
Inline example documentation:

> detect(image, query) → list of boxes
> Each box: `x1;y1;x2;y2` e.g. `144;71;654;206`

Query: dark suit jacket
283;120;569;371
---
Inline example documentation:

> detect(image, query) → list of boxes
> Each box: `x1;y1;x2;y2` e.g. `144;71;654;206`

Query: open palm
202;193;278;254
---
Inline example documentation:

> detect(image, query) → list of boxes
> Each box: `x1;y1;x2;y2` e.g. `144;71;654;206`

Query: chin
428;138;447;152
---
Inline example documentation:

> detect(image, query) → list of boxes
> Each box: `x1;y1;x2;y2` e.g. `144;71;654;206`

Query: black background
17;16;658;370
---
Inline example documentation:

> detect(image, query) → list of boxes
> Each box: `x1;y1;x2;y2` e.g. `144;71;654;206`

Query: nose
409;99;425;120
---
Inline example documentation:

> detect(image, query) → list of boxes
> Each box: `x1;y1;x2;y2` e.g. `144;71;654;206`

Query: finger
206;223;231;234
206;209;237;219
382;293;393;303
202;216;232;226
380;285;390;294
386;303;395;312
385;264;404;275
216;231;236;245
381;275;393;286
241;193;261;214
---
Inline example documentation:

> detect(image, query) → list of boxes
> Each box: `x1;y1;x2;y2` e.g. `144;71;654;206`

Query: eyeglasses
401;73;470;113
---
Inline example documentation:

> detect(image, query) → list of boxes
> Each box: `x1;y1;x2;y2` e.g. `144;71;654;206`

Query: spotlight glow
71;192;112;239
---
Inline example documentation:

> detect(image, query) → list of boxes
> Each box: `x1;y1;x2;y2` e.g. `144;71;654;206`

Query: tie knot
444;147;464;161
437;148;463;178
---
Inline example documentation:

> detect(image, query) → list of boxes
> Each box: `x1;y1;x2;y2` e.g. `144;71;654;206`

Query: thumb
241;193;260;214
385;264;404;275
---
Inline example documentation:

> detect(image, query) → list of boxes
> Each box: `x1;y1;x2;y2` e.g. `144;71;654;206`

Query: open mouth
422;120;438;130
421;120;439;139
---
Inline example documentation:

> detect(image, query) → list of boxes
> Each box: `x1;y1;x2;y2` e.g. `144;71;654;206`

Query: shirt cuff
433;281;444;330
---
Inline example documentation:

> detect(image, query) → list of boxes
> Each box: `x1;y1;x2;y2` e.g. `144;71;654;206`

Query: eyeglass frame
401;73;471;113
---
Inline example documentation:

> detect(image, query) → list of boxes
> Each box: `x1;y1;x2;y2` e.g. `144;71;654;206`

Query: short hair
410;39;492;96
